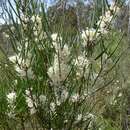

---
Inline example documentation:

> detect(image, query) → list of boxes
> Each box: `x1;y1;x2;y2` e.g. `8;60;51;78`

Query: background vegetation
0;0;130;130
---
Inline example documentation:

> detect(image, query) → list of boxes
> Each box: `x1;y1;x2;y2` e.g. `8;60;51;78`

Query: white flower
98;12;112;25
21;15;29;29
51;33;64;51
87;113;94;119
54;45;70;64
116;80;119;83
25;89;31;96
98;27;108;34
81;28;99;46
64;120;68;123
83;113;95;121
51;33;70;63
31;15;41;23
70;93;80;102
36;15;42;23
31;15;35;22
25;90;37;115
13;80;18;85
48;54;70;85
97;20;106;28
26;97;34;108
7;92;16;118
74;55;89;77
31;15;42;38
51;35;61;50
74;114;82;124
60;44;70;61
105;11;112;19
51;33;58;42
77;114;82;121
48;63;70;84
75;55;89;68
11;26;15;31
118;93;122;97
34;30;38;37
9;51;34;79
30;107;36;115
15;66;34;79
9;54;30;67
21;15;29;23
9;55;17;63
100;11;113;24
7;112;16;118
97;5;120;35
107;90;110;94
56;100;61;106
7;92;16;104
81;90;91;100
50;102;56;112
50;36;70;83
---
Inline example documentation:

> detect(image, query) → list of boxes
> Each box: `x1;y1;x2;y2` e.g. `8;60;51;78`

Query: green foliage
0;0;128;130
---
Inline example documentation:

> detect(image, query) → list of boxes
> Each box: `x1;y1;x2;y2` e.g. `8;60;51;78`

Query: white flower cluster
51;34;69;63
74;55;89;78
47;34;70;85
69;89;93;103
9;41;34;79
21;15;29;30
50;102;56;112
31;15;43;41
25;88;47;115
48;60;70;85
81;3;120;46
25;89;47;115
31;15;42;29
75;113;95;124
7;92;16;118
25;89;37;115
70;91;90;103
81;28;100;46
97;3;120;34
9;54;34;79
7;91;16;105
48;33;90;84
9;16;44;79
70;93;80;103
21;14;46;42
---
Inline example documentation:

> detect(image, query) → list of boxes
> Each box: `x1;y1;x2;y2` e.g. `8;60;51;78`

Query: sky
0;0;116;25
